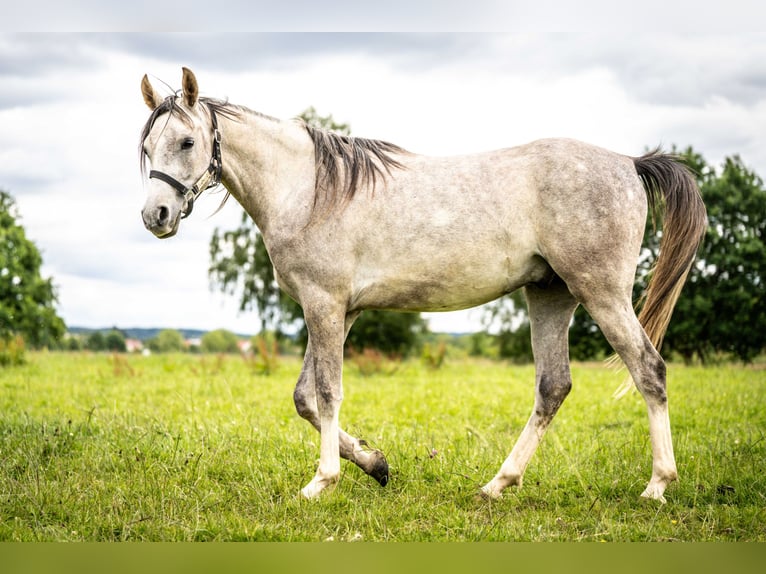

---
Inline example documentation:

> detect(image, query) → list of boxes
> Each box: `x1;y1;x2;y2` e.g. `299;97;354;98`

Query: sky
2;2;765;335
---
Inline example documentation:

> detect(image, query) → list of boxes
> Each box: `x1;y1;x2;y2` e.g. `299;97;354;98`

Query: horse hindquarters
482;145;699;502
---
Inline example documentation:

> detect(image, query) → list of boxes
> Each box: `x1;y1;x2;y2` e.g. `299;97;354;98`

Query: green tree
208;108;428;354
661;149;766;363
63;334;82;351
0;189;65;354
569;306;610;361
481;291;533;363
103;330;127;353
86;331;105;351
346;310;427;357
148;329;186;353
200;328;240;354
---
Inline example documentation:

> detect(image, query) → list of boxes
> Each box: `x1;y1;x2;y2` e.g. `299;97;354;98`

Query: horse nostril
157;205;170;226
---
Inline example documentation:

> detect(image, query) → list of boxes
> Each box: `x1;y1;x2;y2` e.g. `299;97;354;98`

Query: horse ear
141;74;163;110
181;67;199;108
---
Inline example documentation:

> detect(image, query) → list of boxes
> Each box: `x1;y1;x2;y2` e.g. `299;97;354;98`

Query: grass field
0;351;764;541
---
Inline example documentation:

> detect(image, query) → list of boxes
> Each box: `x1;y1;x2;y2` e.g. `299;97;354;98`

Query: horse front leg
293;335;389;494
297;306;344;499
297;304;388;499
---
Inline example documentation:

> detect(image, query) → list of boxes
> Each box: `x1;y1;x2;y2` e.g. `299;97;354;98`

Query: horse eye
181;137;195;150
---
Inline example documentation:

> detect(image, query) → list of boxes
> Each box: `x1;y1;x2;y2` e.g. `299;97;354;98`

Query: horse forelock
139;96;188;177
139;96;242;178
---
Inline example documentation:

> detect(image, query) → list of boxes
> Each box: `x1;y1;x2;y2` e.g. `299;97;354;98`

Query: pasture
0;352;763;541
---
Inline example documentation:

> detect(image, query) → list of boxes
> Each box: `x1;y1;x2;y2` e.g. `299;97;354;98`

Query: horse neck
218;109;315;234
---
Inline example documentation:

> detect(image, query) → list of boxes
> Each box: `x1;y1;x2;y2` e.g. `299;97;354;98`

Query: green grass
0;352;764;541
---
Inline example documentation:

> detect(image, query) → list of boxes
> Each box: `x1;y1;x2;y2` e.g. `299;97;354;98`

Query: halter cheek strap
149;106;222;219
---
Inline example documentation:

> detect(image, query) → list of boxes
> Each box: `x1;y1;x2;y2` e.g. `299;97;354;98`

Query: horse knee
293;382;318;423
535;373;572;418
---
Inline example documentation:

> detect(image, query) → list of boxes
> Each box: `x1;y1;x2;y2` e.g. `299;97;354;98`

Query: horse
139;67;706;501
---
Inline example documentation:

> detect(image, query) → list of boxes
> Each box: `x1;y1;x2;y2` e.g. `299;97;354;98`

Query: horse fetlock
300;471;340;500
640;485;667;504
640;471;677;503
478;484;504;501
480;472;523;500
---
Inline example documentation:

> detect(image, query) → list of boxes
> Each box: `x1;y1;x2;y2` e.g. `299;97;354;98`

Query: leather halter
149;106;222;219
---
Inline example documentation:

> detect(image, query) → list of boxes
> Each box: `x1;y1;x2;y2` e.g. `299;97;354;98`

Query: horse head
139;67;222;238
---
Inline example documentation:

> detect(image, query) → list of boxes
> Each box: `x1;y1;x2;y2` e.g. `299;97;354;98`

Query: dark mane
304;125;408;215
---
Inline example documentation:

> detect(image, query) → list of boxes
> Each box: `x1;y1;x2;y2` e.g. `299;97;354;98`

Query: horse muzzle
141;202;183;238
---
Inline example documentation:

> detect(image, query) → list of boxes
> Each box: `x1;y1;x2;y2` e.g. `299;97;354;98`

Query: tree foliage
208;108;427;354
480;291;533;363
346;310;427;357
662;149;766;363
0;189;65;353
85;329;126;352
200;328;240;354
148;329;186;353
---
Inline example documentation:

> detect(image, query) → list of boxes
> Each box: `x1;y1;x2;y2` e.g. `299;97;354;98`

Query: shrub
347;348;400;377
246;335;280;375
421;341;447;370
0;335;26;367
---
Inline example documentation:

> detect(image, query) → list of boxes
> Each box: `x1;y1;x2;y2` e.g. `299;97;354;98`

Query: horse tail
633;150;707;351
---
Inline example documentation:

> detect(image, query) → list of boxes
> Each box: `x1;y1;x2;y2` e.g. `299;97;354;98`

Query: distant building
125;339;144;353
237;339;252;354
185;338;202;350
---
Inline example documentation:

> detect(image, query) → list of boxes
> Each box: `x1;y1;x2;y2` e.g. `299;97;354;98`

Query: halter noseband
149;105;222;219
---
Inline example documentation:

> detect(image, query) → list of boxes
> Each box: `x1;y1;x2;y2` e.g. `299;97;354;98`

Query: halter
149;105;222;219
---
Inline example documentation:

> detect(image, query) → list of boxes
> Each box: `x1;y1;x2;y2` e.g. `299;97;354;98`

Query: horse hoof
478;485;502;501
369;453;389;487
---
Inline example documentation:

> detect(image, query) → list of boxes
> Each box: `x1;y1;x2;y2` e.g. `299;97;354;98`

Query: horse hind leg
581;293;678;502
481;280;578;499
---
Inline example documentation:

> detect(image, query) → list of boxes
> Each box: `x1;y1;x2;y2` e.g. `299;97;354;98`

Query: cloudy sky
2;3;765;335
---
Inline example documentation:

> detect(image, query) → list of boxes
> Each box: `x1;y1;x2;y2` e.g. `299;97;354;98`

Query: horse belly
349;249;549;313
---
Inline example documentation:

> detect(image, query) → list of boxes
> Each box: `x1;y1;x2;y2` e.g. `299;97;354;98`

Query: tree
480;291;534;363
0;189;65;353
660;149;766;363
345;310;427;357
148;329;186;353
103;330;127;353
200;328;240;354
208;108;428;353
86;331;105;351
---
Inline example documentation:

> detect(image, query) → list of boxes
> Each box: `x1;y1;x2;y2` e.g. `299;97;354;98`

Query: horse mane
303;125;408;216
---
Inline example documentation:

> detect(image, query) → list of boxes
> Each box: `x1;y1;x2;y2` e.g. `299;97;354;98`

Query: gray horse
140;68;706;501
